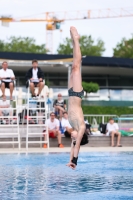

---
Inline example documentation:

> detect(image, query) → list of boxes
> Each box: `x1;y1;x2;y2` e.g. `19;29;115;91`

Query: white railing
0;107;20;149
118;115;133;130
84;114;119;124
26;102;49;150
0;97;49;150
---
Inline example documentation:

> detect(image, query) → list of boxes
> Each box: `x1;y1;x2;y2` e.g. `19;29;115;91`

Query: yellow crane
0;7;133;53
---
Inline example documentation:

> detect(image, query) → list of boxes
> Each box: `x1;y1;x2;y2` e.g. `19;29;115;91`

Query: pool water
0;152;133;200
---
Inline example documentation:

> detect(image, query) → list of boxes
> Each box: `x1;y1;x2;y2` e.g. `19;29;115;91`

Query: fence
26;99;49;150
0;107;20;149
0;105;132;150
84;114;118;125
118;115;133;131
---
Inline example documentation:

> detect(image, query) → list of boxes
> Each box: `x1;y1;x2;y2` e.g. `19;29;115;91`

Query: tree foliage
0;40;4;51
57;35;105;56
82;106;133;115
113;36;133;58
82;81;99;97
0;36;47;53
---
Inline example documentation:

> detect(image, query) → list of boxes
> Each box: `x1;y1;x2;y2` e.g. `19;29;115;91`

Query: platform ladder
0;100;20;149
26;97;49;150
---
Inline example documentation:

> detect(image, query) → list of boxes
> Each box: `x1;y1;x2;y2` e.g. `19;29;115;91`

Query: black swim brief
68;87;84;99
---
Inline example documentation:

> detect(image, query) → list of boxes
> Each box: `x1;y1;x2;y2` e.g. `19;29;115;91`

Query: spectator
0;61;15;100
53;93;66;117
0;99;12;124
106;118;122;147
35;84;50;124
40;84;49;98
84;119;91;135
43;112;64;148
25;59;44;98
59;112;73;137
35;84;49;99
60;112;91;137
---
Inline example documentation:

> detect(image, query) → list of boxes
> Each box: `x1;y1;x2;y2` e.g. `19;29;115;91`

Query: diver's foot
70;26;80;43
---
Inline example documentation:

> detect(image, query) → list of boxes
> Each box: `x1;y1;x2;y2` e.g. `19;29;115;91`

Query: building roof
0;52;133;68
0;52;73;62
82;56;133;68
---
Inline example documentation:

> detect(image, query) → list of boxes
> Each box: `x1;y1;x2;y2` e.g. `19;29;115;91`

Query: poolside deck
0;136;133;148
0;135;133;153
0;147;133;154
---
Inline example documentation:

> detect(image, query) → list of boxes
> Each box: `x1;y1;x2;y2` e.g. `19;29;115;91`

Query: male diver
66;27;88;169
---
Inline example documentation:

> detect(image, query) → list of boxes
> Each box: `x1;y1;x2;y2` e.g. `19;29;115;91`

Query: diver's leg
68;72;73;90
70;26;82;92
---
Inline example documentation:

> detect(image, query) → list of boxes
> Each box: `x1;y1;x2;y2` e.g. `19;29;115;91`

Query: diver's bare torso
68;96;84;131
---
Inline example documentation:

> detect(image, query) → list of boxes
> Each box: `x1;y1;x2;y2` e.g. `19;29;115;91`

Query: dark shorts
73;132;89;146
64;131;71;138
32;82;39;87
30;81;43;87
1;81;14;89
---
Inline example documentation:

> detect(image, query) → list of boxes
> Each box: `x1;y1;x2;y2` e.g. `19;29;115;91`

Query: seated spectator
35;84;49;99
35;85;50;124
53;93;66;117
60;112;90;144
0;61;15;101
59;112;73;137
43;112;64;148
84;119;91;135
106;118;122;147
40;84;49;98
0;99;12;124
25;59;44;98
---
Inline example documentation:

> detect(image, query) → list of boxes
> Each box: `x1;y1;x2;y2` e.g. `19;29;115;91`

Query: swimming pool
0;152;133;200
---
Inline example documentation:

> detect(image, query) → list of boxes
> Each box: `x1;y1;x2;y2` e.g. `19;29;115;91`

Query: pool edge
0;147;133;153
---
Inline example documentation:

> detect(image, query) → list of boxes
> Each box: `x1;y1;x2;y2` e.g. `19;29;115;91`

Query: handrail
84;114;118;124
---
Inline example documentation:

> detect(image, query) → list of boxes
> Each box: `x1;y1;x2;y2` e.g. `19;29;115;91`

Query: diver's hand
66;162;76;170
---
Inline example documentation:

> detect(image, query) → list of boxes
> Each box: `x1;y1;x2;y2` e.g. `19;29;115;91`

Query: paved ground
0;147;133;153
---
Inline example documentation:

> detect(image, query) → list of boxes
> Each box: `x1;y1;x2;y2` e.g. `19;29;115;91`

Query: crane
0;7;133;53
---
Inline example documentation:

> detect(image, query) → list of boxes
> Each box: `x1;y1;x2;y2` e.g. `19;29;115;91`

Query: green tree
45;79;50;87
0;40;5;51
0;36;48;53
82;81;99;97
113;36;133;58
57;35;105;56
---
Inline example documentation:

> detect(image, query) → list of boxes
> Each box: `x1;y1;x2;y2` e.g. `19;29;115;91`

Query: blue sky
0;0;133;56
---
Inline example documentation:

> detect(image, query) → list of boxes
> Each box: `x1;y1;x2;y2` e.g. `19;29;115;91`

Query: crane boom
0;8;133;22
0;7;133;53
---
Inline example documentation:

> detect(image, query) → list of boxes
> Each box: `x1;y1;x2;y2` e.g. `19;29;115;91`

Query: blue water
0;152;133;200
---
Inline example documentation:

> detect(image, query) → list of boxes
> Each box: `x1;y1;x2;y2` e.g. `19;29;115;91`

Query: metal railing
26;101;49;150
84;114;119;125
0;100;49;150
118;115;133;130
0;107;20;149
